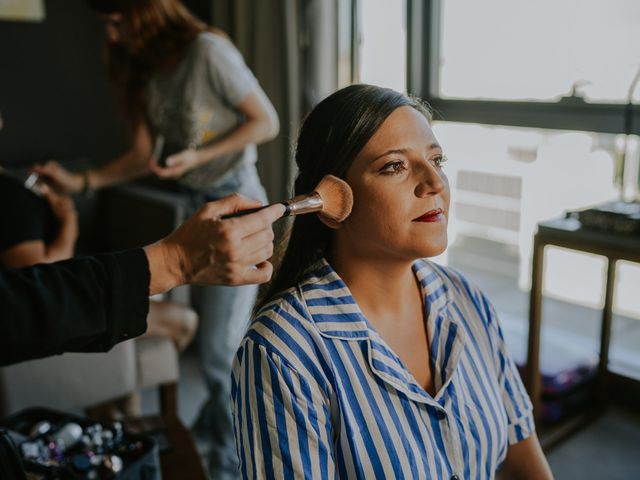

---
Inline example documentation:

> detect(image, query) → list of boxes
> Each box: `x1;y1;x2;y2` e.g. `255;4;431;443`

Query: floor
141;263;640;479
546;407;640;479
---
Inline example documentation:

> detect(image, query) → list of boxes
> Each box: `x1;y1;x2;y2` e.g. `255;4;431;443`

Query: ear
317;213;342;230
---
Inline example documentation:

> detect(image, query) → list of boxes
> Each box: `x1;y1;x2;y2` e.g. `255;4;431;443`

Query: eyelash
431;154;448;168
379;155;448;175
379;160;407;175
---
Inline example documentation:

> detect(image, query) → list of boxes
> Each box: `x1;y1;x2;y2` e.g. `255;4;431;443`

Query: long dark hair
87;0;209;127
257;84;431;311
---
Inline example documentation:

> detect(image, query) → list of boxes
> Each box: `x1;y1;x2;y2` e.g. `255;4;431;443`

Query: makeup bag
0;428;27;480
0;407;160;479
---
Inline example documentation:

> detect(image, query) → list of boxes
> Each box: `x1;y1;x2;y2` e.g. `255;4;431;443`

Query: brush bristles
314;175;353;223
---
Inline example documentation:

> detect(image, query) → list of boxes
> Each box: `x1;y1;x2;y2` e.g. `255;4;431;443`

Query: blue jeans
187;164;267;479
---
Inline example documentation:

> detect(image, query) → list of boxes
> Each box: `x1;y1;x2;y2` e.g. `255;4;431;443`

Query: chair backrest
97;183;190;251
0;341;137;417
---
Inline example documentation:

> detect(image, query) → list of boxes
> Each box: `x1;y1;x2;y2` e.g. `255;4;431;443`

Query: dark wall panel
0;0;212;169
0;0;128;168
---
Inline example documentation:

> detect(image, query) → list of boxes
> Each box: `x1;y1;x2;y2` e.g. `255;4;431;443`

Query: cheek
346;184;410;239
443;186;451;213
443;173;452;207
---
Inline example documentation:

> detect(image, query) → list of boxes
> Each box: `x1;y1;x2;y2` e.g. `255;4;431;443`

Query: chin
415;237;448;259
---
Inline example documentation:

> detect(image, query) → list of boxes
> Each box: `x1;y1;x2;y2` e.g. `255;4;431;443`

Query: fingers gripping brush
221;175;353;224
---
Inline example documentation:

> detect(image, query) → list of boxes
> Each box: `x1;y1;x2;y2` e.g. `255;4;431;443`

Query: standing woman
232;85;552;479
35;1;279;477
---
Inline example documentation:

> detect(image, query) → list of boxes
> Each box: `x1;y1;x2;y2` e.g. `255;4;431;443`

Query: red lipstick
413;208;444;223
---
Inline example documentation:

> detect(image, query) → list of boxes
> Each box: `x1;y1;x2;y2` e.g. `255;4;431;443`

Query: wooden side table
524;217;640;450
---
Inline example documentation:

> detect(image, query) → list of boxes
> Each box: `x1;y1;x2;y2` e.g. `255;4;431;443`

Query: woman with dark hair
231;85;553;479
33;1;279;477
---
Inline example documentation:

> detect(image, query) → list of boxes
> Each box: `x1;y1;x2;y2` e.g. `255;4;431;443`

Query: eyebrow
372;143;442;162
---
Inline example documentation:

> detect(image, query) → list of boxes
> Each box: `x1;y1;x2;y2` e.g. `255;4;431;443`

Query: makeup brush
221;174;353;223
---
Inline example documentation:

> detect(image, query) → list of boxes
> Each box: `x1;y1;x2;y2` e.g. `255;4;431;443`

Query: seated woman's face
336;105;450;261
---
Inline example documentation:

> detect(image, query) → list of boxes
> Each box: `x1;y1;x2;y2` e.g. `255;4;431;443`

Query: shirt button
436;409;447;420
451;475;460;480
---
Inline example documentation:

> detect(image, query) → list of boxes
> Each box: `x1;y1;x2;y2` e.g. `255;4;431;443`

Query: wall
0;0;210;168
0;0;126;168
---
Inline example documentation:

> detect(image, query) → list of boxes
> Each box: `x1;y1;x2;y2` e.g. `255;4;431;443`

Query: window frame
337;0;359;87
406;0;640;136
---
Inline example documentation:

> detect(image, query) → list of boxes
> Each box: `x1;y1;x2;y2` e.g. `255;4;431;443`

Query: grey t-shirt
146;32;260;190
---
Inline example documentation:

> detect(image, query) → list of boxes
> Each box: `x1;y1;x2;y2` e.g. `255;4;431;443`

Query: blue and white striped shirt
231;259;534;479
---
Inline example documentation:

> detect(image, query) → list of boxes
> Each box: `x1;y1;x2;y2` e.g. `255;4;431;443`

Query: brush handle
221;192;322;219
220;202;290;219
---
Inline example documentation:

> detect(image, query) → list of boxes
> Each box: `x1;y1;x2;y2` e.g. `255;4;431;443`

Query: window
432;121;622;294
403;0;640;377
349;0;640;381
356;0;407;92
437;0;640;104
408;0;640;136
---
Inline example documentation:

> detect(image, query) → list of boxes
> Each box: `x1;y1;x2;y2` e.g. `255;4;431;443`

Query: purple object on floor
500;316;599;424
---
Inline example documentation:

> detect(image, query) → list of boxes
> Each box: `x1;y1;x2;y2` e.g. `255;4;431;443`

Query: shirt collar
298;258;466;403
297;259;370;339
298;258;453;340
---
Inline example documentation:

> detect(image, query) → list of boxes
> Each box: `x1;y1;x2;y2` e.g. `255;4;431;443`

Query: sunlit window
433;121;622;285
357;0;406;92
432;121;640;376
356;0;640;376
439;0;640;103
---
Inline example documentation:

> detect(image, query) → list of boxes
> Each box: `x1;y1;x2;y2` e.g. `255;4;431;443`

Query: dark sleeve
0;249;150;366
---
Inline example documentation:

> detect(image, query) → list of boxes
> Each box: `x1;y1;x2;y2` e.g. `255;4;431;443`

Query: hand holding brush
221;175;353;224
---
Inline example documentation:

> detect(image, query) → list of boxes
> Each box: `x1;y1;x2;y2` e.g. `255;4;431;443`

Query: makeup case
0;407;160;479
568;200;640;235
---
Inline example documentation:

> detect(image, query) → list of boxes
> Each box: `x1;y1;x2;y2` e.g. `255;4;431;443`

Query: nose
414;162;446;197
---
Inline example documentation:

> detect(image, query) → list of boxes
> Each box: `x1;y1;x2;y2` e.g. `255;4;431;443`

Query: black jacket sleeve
0;249;150;366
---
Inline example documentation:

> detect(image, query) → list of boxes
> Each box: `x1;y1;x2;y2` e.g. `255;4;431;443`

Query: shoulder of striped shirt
242;286;335;388
248;286;315;336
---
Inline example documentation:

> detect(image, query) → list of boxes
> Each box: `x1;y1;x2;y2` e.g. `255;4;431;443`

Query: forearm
0;250;149;366
497;468;551;480
88;150;149;190
44;222;78;263
144;241;184;296
89;122;153;189
499;435;553;480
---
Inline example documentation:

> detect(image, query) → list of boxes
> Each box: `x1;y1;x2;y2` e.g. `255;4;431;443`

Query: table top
537;217;640;259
